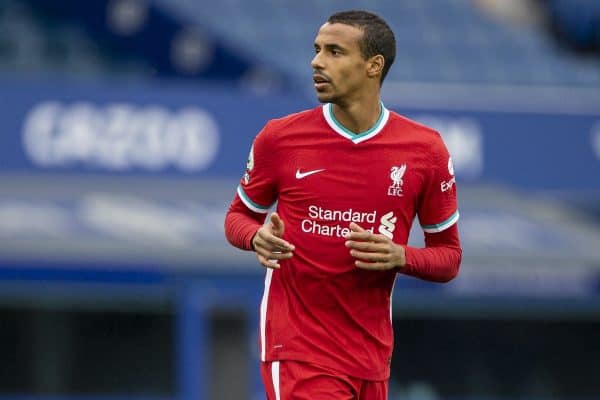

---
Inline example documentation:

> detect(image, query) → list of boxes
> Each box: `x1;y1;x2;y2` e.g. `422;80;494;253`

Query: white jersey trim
322;102;390;144
422;210;460;233
260;268;274;361
237;185;272;214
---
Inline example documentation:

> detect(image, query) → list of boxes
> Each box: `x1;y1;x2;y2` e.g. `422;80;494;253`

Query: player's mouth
313;74;331;90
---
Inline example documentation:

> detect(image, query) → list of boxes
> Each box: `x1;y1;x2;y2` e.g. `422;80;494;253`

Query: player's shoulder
387;109;442;143
263;106;321;133
387;110;450;160
253;106;321;151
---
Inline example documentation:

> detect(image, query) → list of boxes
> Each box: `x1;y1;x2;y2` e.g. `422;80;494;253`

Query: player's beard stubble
313;70;338;104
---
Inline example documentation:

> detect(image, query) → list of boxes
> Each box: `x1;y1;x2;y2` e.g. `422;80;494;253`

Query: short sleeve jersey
237;103;459;380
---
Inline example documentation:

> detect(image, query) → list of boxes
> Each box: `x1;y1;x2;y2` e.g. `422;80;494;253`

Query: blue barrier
0;78;599;190
176;278;264;400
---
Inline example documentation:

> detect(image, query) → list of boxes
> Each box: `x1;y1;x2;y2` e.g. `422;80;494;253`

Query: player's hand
344;222;406;270
251;212;295;269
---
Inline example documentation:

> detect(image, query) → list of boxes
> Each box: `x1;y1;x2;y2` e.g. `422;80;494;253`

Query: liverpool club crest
387;164;406;197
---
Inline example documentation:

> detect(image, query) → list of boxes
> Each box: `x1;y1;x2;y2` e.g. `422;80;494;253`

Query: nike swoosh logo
295;168;325;179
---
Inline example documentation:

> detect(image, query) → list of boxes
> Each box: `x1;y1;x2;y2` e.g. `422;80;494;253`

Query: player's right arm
225;202;294;269
223;123;294;268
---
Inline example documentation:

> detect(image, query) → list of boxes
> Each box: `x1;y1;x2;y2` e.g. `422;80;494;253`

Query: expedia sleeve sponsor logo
22;101;220;171
243;144;254;184
441;156;456;192
440;177;456;192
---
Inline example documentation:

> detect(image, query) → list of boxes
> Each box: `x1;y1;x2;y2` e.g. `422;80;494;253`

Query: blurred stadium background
0;0;599;399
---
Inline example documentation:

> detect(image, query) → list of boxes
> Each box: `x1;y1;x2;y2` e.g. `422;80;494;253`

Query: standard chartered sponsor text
302;205;375;237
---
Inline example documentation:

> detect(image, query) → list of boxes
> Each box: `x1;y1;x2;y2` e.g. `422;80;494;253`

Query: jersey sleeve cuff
421;210;459;233
237;185;273;214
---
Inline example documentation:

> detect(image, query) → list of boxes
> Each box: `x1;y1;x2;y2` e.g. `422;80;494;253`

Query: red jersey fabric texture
225;103;461;380
261;360;388;400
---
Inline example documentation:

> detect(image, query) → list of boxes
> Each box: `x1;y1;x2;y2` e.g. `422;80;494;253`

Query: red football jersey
236;103;459;380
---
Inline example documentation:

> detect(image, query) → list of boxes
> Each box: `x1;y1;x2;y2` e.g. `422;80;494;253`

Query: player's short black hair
328;10;396;84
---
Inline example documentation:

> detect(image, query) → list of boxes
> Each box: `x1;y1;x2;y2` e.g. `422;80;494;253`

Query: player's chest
278;143;426;208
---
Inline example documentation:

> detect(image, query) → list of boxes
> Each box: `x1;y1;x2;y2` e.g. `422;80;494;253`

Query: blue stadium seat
154;0;600;87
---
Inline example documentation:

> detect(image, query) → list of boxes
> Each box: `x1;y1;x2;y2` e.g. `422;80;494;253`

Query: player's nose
310;52;324;70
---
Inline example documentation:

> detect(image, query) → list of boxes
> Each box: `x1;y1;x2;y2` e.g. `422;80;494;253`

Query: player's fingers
268;250;294;260
266;235;295;251
369;234;390;243
257;254;281;269
254;245;276;259
254;244;293;260
252;233;272;253
344;230;372;241
349;250;389;263
345;240;382;252
257;229;294;251
354;260;391;270
270;212;285;235
346;231;390;244
349;222;367;232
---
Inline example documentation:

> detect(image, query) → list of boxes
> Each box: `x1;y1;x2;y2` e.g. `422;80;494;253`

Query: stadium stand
154;0;600;86
546;0;600;53
5;0;599;87
0;0;151;78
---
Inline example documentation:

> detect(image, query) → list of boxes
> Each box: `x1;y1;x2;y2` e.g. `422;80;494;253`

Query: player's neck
331;97;382;135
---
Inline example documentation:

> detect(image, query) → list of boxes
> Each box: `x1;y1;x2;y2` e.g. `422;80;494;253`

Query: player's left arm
398;224;461;282
344;222;461;282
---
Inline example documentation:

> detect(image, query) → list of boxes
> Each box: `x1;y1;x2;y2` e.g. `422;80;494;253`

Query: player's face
311;22;369;104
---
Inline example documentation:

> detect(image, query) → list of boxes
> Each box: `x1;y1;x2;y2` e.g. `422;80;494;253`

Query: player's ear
366;54;384;79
